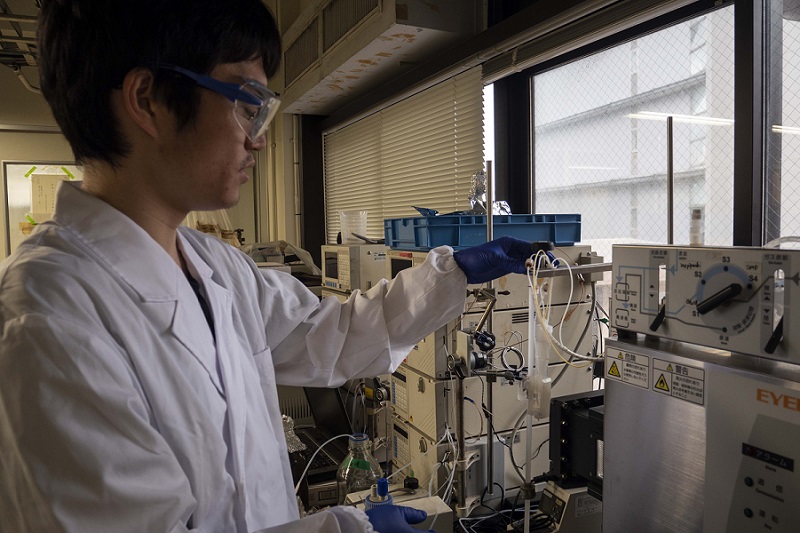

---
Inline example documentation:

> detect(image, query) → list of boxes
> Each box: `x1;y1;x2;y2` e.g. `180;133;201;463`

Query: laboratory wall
0;54;268;255
0;60;72;259
0;132;74;259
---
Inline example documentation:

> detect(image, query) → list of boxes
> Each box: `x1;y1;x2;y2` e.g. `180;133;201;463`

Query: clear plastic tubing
525;282;536;533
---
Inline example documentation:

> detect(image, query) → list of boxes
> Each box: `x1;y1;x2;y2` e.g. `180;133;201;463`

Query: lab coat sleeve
0;313;196;533
255;506;373;533
264;246;468;386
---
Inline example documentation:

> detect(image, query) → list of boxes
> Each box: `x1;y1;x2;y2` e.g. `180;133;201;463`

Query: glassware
336;433;383;504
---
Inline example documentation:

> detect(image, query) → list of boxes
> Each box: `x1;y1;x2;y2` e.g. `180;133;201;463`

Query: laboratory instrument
604;244;800;532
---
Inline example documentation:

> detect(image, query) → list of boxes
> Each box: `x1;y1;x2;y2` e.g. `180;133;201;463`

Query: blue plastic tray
383;214;581;250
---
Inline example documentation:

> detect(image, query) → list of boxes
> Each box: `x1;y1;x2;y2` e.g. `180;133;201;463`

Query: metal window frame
492;0;786;247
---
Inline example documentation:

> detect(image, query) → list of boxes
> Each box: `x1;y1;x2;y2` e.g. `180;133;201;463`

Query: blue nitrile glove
452;236;531;284
365;505;433;533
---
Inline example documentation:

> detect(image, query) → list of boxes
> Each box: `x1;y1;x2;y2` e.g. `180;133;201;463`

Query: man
0;1;531;531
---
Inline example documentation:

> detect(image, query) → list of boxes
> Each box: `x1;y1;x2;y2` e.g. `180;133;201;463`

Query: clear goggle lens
233;81;281;140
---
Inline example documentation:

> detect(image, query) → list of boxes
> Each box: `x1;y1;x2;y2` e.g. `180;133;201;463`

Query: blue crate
383;214;581;250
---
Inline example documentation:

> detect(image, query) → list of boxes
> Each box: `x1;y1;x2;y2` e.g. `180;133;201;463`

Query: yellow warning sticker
655;374;670;392
653;358;705;405
605;350;649;388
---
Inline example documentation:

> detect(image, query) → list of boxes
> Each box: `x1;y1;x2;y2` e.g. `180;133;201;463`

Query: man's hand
453;236;532;284
365;505;432;533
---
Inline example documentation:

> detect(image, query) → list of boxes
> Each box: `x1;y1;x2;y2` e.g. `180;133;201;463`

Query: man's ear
119;67;162;138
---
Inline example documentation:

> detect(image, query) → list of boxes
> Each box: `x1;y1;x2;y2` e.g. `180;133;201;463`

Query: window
532;5;735;261
323;67;484;243
764;4;800;242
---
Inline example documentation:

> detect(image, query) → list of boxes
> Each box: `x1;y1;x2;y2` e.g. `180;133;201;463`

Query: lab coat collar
53;182;227;395
52;181;205;302
175;229;214;283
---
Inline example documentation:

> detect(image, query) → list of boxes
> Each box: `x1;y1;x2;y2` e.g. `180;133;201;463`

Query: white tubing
527;278;537;416
525;274;537;533
528;260;552;420
524;410;533;533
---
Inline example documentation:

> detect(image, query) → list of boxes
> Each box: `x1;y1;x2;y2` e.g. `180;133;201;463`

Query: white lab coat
0;182;467;532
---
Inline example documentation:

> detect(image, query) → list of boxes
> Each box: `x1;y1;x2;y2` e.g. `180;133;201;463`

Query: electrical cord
472;377;516;458
595;303;607;355
428;430;457;531
480;482;506;513
530;438;549;463
499;345;525;371
510;511;553;532
507;409;552;485
596;299;610;320
427;459;447;497
508;411;528;483
460;498;515;532
551;275;585;328
462;397;484;443
528;253;603;363
294;433;353;494
384;429;452;482
552;281;598;387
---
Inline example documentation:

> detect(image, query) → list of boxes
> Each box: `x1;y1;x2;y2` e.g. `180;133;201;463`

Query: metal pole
667;116;674;245
456;376;466;510
0;14;37;23
0;36;36;46
486;161;494;242
484;160;495;497
292;115;303;247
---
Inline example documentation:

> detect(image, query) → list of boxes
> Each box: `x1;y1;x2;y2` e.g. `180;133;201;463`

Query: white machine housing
611;244;798;363
604;337;800;532
321;244;387;293
606;244;800;532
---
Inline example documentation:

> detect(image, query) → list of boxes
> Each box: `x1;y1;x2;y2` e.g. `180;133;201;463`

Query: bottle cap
377;477;389;497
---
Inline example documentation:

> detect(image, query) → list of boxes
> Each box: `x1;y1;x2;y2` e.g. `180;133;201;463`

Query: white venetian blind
323;66;484;243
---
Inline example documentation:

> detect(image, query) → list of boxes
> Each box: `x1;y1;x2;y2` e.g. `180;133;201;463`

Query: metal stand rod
485;375;494;497
667;116;674;245
486;161;494;243
455;376;466;509
485;160;495;497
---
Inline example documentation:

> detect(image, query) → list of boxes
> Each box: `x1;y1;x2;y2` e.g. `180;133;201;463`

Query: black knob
696;283;742;315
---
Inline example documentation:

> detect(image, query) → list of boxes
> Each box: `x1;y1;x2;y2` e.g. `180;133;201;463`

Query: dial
694;263;756;336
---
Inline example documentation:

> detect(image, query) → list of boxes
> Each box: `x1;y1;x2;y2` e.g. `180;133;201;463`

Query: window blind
323;66;484;244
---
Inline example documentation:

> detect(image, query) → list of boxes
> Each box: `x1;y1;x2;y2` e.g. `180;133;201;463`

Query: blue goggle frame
156;64;280;140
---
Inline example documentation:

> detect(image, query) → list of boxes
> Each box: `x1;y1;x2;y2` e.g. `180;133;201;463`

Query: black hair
38;0;281;167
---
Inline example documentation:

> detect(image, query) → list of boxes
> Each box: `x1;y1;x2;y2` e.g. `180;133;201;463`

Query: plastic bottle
336;433;383;504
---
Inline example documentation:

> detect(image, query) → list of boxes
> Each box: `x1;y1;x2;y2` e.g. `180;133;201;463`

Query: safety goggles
156;64;281;140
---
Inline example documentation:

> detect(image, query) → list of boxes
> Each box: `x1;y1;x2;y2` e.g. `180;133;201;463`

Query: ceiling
0;0;38;66
0;0;39;89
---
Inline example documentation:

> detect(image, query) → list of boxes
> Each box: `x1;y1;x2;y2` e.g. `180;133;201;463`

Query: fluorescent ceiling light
628;111;734;126
567;166;619;170
772;125;800;135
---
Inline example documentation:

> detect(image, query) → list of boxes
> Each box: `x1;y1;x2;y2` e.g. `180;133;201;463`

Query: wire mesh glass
765;5;800;243
532;6;735;262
